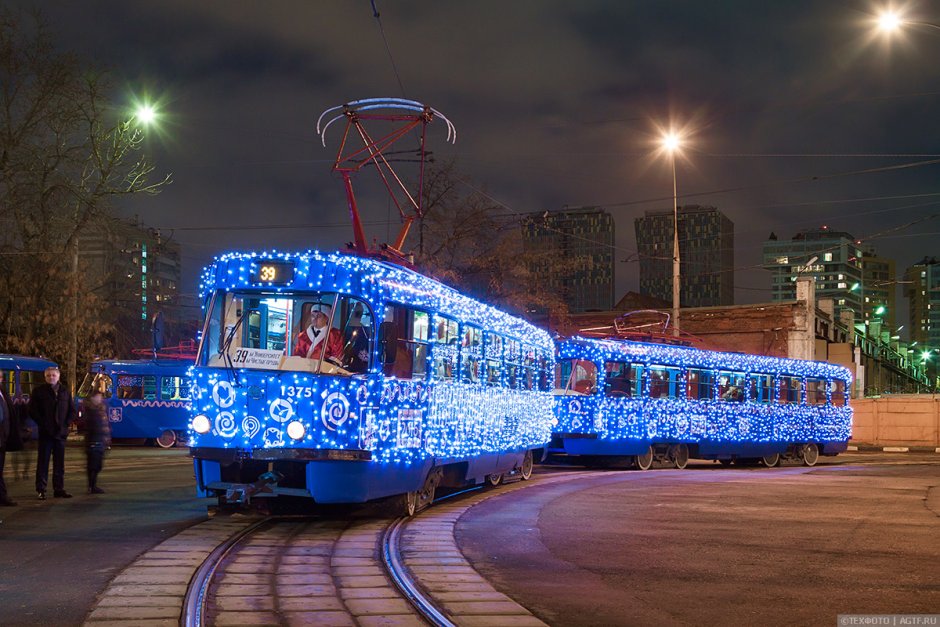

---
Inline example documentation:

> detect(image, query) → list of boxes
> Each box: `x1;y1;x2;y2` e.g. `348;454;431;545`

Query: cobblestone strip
205;520;343;625
83;516;256;626
400;484;555;627
334;519;427;627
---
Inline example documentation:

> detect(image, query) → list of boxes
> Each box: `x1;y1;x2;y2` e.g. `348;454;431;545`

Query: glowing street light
872;7;940;35
135;104;157;126
877;10;902;33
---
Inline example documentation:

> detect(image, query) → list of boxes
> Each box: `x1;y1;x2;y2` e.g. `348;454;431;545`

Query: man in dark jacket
28;366;76;499
0;371;17;506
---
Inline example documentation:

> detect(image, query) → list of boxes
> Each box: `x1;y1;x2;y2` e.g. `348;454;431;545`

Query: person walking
82;389;110;494
0;372;17;506
28;366;76;499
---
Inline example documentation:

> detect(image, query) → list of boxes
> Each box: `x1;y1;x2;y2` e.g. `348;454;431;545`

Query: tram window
504;339;521;389
538;354;552;392
556;359;597;395
717;370;746;402
339;298;373;374
806;377;827;406
485;334;504;387
749;374;775;404
117;375;156;400
160;376;191;401
685;368;714;400
778;376;802;404
432;314;459;381
1;370;13;396
20;370;47;399
520;346;538;391
461;326;483;384
604;362;641;398
648;365;680;399
831;379;847;406
382;305;429;380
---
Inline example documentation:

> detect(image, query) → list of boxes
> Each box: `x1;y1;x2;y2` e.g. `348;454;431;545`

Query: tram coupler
224;470;285;505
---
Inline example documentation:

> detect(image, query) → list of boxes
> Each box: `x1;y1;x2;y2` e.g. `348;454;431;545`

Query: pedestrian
12;405;37;481
82;389;110;494
0;371;18;506
28;366;76;499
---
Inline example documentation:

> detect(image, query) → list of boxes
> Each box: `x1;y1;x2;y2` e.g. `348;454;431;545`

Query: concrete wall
851;395;940;447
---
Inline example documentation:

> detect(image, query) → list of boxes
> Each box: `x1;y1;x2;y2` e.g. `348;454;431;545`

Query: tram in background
76;344;196;448
0;354;58;404
551;335;853;469
188;251;555;515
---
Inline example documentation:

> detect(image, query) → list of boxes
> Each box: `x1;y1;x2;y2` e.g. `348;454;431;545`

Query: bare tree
412;161;569;322
0;8;170;390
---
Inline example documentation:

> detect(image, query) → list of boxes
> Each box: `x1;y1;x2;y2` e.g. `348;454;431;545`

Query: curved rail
180;517;271;627
382;516;456;627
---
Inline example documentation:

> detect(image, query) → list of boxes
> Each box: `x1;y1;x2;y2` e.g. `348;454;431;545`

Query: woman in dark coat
83;391;110;494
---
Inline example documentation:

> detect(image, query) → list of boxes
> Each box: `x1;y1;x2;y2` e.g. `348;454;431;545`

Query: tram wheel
634;446;654;471
761;453;781;468
392;491;418;517
800;443;820;467
155;430;178;449
671;444;690;470
519;450;534;480
718;458;733;467
416;468;442;512
485;473;503;487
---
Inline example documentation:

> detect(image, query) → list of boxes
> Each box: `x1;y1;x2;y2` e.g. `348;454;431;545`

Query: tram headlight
192;414;211;434
287;420;306;440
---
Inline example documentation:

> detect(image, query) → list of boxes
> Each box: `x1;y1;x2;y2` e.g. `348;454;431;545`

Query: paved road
0;444;203;627
458;455;940;626
1;449;938;626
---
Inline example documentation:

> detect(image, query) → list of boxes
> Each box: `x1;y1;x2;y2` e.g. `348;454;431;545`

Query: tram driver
293;304;343;363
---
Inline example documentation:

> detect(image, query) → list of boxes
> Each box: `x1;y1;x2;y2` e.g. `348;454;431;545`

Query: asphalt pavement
1;449;938;626
0;444;204;626
457;454;940;626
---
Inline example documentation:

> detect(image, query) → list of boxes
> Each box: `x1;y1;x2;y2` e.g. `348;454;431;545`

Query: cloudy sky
16;0;940;325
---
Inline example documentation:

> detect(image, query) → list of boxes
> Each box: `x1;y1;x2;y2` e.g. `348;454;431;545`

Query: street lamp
135;104;157;125
873;8;940;34
661;131;683;337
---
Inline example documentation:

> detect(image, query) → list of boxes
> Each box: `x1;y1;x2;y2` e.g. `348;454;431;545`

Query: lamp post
66;102;158;394
661;132;682;337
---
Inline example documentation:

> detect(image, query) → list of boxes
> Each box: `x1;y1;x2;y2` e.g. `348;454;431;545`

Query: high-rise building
905;257;940;353
80;218;184;354
522;207;614;312
762;226;863;321
634;205;734;308
861;245;896;331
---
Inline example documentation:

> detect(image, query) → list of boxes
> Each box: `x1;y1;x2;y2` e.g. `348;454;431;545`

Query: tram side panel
551;338;852;463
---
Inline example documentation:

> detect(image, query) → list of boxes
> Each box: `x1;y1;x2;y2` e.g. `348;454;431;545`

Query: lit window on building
824;253;833;262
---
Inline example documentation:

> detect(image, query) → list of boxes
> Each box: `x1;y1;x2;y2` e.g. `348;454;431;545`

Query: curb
847;444;940;453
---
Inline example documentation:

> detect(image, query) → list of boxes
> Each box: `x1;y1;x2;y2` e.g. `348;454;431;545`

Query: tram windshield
201;291;374;375
78;372;112;399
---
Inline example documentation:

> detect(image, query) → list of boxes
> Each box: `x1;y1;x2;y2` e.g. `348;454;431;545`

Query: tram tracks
86;472;594;626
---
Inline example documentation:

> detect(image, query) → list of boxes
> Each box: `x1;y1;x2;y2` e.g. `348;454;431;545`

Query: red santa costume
293;323;343;361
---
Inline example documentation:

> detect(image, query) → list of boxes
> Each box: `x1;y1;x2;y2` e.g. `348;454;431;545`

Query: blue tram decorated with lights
551;336;852;469
77;359;193;447
188;251;555;514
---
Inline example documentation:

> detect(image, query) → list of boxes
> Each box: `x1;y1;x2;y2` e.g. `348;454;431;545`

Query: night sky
17;1;940;331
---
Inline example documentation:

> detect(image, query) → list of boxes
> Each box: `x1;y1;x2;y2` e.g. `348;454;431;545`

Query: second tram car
552;336;852;468
77;359;193;447
0;354;58;404
188;251;555;514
